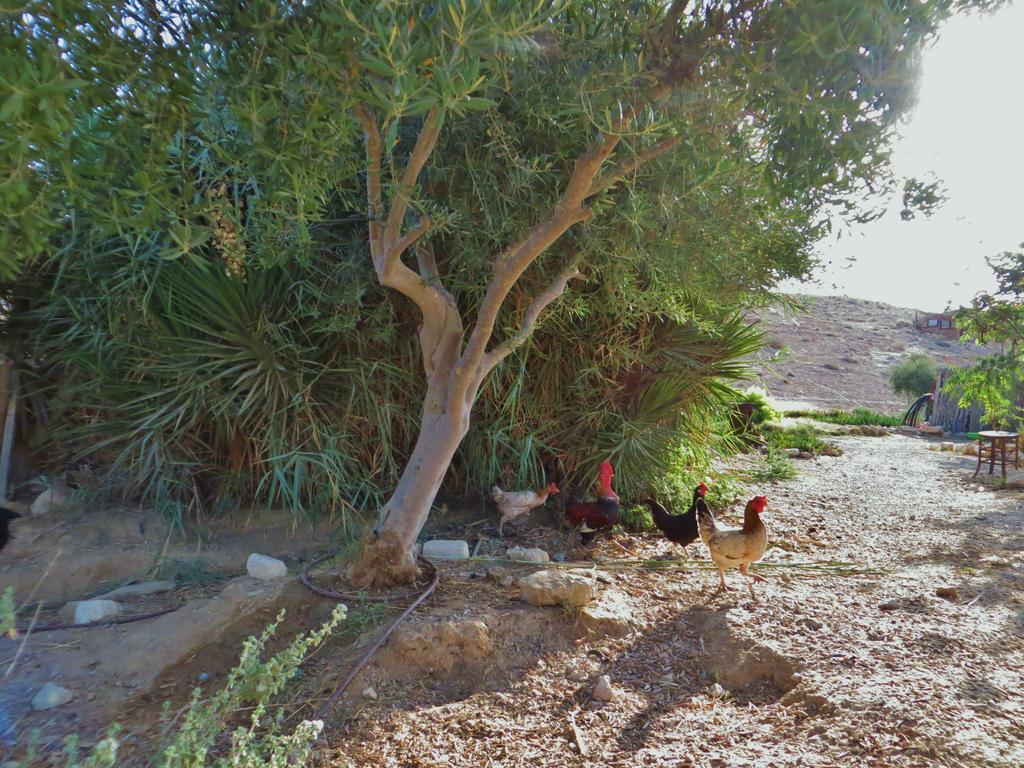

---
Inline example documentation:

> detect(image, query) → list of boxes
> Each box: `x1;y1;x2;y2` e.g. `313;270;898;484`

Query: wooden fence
928;366;986;434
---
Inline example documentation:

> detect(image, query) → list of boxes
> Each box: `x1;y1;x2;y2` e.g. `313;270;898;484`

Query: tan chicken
491;482;559;536
696;495;769;596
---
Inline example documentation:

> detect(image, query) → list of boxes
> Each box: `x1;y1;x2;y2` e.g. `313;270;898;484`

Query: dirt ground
315;432;1024;768
3;430;1024;767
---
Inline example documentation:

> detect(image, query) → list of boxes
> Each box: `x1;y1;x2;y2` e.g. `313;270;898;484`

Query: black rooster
646;483;707;557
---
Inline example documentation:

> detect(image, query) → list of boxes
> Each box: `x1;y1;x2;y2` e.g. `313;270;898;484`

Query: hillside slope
751;295;996;413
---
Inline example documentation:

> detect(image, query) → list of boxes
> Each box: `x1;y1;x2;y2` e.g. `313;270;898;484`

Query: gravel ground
316;432;1024;768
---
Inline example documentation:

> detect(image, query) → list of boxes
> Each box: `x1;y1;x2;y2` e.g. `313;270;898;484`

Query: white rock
73;600;123;625
246;553;287;580
518;569;597;607
31;683;73;711
506;546;550;564
421;539;470;560
708;683;727;699
940;441;955;452
785;448;801;458
593;675;616;702
30;486;71;516
361;686;378;700
94;581;177;601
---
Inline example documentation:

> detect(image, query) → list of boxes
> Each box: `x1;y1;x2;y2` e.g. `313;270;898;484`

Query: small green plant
737;389;779;428
1;586;15;639
747;450;798;482
763;424;829;453
10;605;347;768
783;408;901;427
889;353;937;401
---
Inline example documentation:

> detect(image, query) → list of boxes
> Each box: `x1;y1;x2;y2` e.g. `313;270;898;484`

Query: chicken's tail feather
695;498;717;545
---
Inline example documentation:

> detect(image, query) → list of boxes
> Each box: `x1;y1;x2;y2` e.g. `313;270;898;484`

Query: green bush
763;424;830;453
889;353;937;401
747;450;798;482
737;390;779;428
618;503;655;533
784;408;901;427
11;605;347;768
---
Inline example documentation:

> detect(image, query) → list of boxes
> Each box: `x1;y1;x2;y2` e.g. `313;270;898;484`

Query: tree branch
383;108;443;250
587;136;682;198
477;262;583;382
351;105;384;251
395;214;431;259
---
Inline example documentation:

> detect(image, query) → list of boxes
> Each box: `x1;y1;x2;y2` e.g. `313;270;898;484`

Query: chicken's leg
739;562;765;584
716;566;733;592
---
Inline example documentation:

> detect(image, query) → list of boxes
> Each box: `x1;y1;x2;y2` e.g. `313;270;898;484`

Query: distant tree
890;353;937;401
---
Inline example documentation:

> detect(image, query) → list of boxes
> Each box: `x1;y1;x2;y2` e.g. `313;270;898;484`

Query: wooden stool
974;431;1021;478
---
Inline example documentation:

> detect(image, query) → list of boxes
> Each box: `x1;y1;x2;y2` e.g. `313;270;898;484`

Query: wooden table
974;430;1021;478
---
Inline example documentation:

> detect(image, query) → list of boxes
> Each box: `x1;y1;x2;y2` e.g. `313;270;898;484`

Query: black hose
903;392;933;426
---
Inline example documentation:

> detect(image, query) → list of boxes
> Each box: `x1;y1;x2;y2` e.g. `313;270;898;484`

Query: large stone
94;580;177;601
518;569;597;607
578;589;635;638
73;600;123;625
421;539;470;560
921;424;945;436
31;683;73;711
246;553;288;580
29;486;71;516
506;546;550;564
385;619;492;674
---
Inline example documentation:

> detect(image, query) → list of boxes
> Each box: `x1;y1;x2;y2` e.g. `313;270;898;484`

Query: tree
2;0;1000;587
332;0;994;586
889;353;937;401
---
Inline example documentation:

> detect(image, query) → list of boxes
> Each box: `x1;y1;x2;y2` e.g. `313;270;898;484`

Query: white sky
783;2;1024;312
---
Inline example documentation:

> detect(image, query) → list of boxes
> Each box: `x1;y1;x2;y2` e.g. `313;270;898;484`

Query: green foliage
945;356;1022;429
737;390;779;428
763;424;830;454
1;0;1002;523
784;408;902;427
945;245;1024;430
1;586;14;639
746;450;799;483
618;503;655;533
13;606;347;768
889;353;937;401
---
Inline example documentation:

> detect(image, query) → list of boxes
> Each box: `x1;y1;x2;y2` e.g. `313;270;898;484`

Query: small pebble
198;672;210;683
878;600;900;611
361;686;378;700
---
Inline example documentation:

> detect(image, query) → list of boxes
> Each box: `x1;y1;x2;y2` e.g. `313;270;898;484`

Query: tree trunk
345;397;469;588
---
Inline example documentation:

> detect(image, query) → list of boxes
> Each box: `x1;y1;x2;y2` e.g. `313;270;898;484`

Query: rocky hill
750;295;998;414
